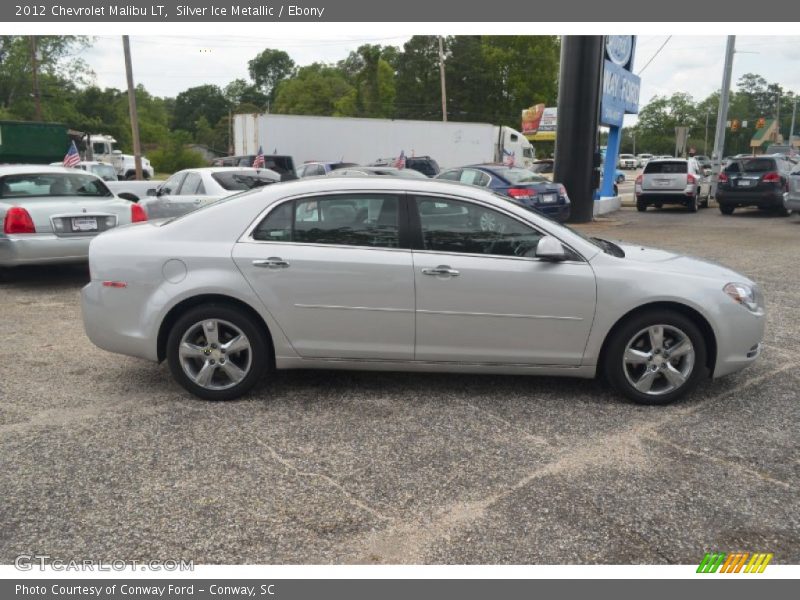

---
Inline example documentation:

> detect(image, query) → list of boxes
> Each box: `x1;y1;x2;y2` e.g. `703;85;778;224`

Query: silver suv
634;158;710;212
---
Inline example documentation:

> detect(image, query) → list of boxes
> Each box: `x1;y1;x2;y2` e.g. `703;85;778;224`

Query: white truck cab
86;134;154;180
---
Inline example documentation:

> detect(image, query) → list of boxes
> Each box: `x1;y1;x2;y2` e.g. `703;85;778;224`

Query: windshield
90;164;118;181
530;162;553;174
212;170;279;191
495;167;549;184
0;172;112;198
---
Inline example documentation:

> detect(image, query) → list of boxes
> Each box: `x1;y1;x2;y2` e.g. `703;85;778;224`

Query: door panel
233;193;415;360
413;252;596;365
410;195;596;365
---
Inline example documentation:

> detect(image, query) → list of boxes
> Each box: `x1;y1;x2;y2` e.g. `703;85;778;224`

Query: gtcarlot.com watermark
14;554;194;572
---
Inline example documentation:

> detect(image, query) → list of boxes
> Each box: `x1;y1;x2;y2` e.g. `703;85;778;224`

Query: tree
273;63;355;116
247;49;295;104
224;78;268;111
172;84;229;135
394;36;443;119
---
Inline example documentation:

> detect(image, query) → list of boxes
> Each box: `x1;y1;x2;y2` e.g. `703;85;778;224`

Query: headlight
723;282;760;312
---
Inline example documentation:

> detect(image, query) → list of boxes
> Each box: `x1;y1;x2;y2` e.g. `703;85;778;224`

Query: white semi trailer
233;113;535;170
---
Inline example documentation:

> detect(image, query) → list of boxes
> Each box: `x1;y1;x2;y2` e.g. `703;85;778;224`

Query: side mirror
117;192;139;202
156;187;167;197
536;236;568;261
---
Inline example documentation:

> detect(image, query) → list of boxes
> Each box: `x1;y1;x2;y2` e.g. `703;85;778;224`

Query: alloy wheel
178;319;252;391
622;325;695;396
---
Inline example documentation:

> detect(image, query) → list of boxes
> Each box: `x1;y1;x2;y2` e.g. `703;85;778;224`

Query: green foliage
172;84;229;135
148;131;206;173
273;63;356;116
247;49;295;103
622;73;797;157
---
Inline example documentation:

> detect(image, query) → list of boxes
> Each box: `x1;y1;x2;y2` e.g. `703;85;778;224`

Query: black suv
210;154;297;180
370;156;440;177
716;156;792;216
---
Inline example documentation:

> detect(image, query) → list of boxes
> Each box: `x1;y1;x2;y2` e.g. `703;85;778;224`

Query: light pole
790;96;797;146
711;36;735;196
122;36;143;180
704;109;711;155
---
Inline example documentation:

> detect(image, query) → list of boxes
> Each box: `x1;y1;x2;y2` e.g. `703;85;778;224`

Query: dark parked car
436;164;570;222
370;155;440;177
210;154;297;180
716;156;793;216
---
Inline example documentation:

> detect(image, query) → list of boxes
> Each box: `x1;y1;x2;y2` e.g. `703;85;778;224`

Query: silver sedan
0;165;146;268
82;178;765;405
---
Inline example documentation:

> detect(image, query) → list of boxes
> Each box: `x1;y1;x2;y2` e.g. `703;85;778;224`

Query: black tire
166;303;270;401
776;206;791;217
603;309;709;405
654;202;663;209
687;196;698;213
719;204;734;215
636;199;647;212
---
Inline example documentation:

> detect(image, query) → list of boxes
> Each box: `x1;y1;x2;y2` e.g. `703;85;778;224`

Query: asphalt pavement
0;205;798;565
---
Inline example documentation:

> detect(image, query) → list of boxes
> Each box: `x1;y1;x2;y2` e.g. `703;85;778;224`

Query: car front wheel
166;303;269;401
719;205;734;215
604;310;708;405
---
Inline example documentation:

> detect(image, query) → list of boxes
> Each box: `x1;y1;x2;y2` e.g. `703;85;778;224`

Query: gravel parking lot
1;205;798;565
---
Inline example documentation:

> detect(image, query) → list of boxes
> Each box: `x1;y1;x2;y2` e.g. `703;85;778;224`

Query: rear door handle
422;265;460;277
253;257;290;269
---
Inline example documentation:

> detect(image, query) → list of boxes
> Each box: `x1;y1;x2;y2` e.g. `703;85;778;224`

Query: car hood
614;242;754;284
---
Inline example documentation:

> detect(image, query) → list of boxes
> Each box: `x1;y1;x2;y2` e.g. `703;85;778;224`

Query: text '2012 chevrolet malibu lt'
81;178;765;405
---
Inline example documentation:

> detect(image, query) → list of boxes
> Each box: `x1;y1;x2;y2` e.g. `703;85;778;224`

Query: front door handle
253;257;290;269
421;265;460;277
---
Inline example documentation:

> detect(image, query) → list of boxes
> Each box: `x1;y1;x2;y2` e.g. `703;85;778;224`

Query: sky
79;34;800;125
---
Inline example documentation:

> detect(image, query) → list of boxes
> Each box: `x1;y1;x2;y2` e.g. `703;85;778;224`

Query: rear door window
643;161;688;174
252;194;401;249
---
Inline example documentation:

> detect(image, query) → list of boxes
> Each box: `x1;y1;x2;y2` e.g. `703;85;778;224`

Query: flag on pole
394;150;406;169
503;148;516;167
63;141;81;168
253;146;265;168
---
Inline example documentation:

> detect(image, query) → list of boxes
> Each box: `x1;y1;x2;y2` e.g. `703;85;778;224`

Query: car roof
646;157;688;163
0;164;103;177
183;166;280;175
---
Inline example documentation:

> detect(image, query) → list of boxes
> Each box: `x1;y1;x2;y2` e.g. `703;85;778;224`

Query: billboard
522;105;557;141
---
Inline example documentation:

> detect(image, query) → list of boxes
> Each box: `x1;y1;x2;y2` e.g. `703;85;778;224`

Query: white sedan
82;177;765;405
138;167;281;219
0;165;147;268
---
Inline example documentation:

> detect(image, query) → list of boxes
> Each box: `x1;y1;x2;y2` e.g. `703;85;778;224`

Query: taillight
507;187;534;199
718;172;729;184
131;203;148;223
3;206;36;234
558;184;567;197
635;175;643;185
762;171;781;183
687;173;696;185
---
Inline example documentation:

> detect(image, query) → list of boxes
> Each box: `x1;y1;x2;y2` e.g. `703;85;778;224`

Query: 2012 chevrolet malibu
81;178;765;405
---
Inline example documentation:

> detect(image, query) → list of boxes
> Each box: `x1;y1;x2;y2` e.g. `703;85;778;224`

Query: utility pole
790;96;797;146
438;36;447;122
122;36;143;180
632;131;636;156
228;109;234;155
711;36;735;196
29;36;43;121
775;92;781;142
704;109;711;155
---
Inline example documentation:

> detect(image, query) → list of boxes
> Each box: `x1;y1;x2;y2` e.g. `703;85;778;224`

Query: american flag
503;149;516;167
253;146;265;168
394;150;406;169
63;141;81;168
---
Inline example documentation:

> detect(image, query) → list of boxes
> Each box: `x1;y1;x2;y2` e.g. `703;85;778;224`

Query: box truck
233;113;535;171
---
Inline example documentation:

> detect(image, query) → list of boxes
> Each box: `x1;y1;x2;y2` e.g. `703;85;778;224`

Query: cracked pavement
0;205;798;564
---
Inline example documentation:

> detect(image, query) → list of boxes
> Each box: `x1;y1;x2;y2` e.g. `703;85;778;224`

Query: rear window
211;170;279;191
0;172;112;198
643;161;687;174
729;158;777;173
406;158;439;177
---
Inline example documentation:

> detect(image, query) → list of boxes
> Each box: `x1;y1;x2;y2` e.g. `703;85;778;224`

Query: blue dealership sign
600;59;641;127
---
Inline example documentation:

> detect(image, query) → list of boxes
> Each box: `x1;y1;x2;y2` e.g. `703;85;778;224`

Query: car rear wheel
167;304;269;401
604;310;708;405
719;205;735;215
636;199;647;212
687;196;698;212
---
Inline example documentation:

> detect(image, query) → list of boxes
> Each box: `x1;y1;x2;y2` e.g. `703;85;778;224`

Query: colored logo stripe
697;552;772;573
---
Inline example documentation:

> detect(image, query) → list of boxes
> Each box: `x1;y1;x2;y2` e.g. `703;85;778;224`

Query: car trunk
721;158;781;193
15;196;131;235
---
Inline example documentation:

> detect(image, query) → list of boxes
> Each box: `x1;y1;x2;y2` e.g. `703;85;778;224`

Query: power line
637;36;672;76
